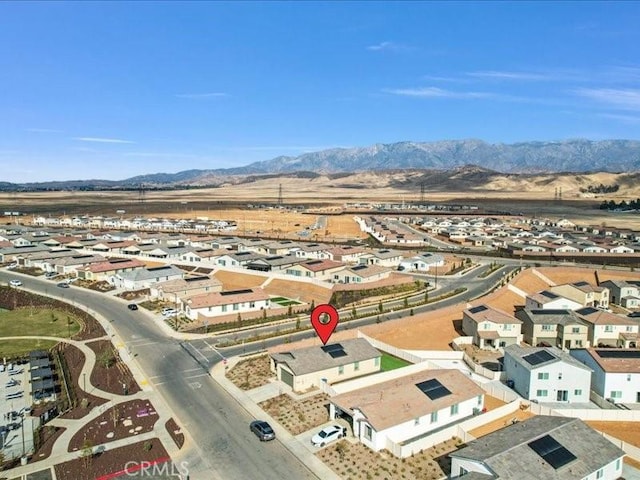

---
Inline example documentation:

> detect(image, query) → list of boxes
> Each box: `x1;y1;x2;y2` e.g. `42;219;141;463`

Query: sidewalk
210;360;340;480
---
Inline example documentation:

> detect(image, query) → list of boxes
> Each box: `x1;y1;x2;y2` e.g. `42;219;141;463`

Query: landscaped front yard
317;437;462;480
259;393;329;435
225;354;275;390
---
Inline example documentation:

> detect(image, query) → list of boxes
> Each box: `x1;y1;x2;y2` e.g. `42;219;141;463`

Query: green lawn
0;339;59;358
0;307;82;339
380;353;411;371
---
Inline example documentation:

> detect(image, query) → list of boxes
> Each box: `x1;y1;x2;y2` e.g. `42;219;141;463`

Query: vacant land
225;354;274;391
586;421;640;448
259;393;329;435
0;307;82;339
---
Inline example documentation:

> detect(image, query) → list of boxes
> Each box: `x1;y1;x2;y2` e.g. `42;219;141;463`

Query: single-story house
112;264;185;290
184;287;270;320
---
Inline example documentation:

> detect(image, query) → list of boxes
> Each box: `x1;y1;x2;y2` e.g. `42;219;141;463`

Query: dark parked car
128;304;139;311
57;282;70;288
628;311;640;318
250;420;275;441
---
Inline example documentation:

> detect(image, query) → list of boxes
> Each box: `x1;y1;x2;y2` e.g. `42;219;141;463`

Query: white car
162;308;177;317
9;280;22;287
311;425;345;447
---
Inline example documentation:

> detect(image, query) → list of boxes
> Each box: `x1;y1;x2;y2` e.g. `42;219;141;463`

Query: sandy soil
586;421;640;448
467;409;535;438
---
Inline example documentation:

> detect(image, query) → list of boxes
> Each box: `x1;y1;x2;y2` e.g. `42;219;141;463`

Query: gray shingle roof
271;338;381;376
450;416;625;480
504;345;591;372
117;264;184;282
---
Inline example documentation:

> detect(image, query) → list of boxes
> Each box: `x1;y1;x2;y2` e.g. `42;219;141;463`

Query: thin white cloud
384;86;493;99
175;92;229;99
26;128;62;133
467;70;551;81
366;41;410;52
73;137;135;144
574;88;640;110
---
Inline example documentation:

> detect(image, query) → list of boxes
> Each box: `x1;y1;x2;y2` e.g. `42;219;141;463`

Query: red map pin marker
310;304;339;345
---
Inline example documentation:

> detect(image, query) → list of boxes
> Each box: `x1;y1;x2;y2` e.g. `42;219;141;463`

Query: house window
459;467;468;476
414;417;420;426
610;391;622;399
430;411;438;423
628;374;632;381
450;404;459;415
221;305;227;313
572;327;580;333
503;324;512;331
250;302;255;308
627;326;633;332
536;390;548;397
477;395;482;406
576;340;583;347
374;357;380;367
596;469;603;479
604;325;613;332
537;372;549;380
542;325;553;331
354;361;360;371
574;389;582;396
233;303;239;311
616;459;621;470
338;365;344;375
363;425;372;441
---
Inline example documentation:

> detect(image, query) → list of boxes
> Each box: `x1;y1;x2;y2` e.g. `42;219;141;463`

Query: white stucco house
503;345;591;403
329;369;484;457
525;290;583;311
461;304;523;350
184;287;270;321
570;348;640;404
398;253;444;272
270;338;381;393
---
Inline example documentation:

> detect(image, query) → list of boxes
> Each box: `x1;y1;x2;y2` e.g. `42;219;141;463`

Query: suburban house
270;338;381;393
398;253;445;272
515;308;590;349
461;304;523;350
450;416;625;479
293;243;332;260
333;264;391;284
574;306;639;348
329;369;484;456
358;249;404;268
112;264;184;290
570;348;640;404
325;245;367;263
47;253;107;275
600;279;640;309
181;248;226;263
245;255;301;272
284;259;345;281
548;281;610;309
150;276;223;303
503;345;591;403
75;258;146;282
183;287;270;321
524;290;583;311
215;251;264;268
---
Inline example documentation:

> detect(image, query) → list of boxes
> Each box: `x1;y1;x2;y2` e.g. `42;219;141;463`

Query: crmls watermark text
123;460;189;478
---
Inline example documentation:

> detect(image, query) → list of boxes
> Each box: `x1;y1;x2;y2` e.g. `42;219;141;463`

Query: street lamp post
83;373;86;392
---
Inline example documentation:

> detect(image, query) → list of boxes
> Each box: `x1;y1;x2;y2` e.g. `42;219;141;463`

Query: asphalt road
0;272;316;480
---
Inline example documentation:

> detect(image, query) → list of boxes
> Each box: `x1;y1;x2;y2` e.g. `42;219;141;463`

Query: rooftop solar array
531;309;570;315
351;265;367;271
573;281;589;287
577;307;599;315
469;305;488;314
416;379;451;400
523;349;556;366
528;435;576;470
541;291;559;299
321;343;347;358
596;350;640;359
220;289;253;296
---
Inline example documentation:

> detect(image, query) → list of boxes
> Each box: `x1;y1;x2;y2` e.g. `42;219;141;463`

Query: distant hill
2;139;640;190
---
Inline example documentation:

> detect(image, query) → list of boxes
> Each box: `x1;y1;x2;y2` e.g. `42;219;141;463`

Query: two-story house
574;307;638;348
549;281;609;309
462;304;523;350
515;308;590;349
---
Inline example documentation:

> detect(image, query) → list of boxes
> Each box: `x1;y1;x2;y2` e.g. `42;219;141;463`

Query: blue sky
1;1;640;182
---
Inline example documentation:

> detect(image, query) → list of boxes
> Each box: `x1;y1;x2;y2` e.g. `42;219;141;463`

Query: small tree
351;306;357;318
110;404;120;429
295;317;301;330
309;299;315;314
376;315;381;324
403;297;409;308
378;301;383;313
80;437;94;469
287;305;292;316
237;313;242;327
98;349;115;369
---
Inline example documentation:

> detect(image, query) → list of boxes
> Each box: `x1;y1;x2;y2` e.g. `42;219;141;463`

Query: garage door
280;368;294;388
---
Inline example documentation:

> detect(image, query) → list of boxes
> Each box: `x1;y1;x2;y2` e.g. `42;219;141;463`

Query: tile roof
80;258;146;273
186;287;270;309
331;368;483;431
271;338;381;376
578;348;640;373
450;416;625;480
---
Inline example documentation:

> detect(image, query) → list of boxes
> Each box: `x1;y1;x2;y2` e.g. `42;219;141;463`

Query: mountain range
4;139;640;190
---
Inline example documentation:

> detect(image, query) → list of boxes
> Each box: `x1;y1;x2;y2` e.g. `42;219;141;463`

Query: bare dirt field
225;354;274;390
586;421;640;448
468;409;535;438
259;393;330;435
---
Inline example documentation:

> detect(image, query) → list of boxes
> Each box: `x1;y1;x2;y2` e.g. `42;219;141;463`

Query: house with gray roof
515;307;590;349
600;279;640;310
462;304;523;351
450;416;625;479
270;338;381;393
113;264;184;290
503;345;591;403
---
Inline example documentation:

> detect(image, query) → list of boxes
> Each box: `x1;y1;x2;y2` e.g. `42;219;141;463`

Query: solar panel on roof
577;307;598;315
528;435;576;469
416;379;451;400
596;350;640;359
523;349;556;366
321;343;347;358
573;281;589;286
469;305;488;314
541;291;559;299
532;309;570;315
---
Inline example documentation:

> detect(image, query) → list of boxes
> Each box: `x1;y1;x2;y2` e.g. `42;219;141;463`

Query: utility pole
420;182;425;203
277;184;283;206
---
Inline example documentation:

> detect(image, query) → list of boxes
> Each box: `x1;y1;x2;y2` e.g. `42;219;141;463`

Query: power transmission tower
138;183;146;204
277;183;283;206
420;182;425;203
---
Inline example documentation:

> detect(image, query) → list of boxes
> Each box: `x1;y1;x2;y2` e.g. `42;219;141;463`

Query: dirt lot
86;339;140;396
68;399;159;452
225;354;275;390
586;421;640;448
467;409;535;438
259;393;330;435
54;437;168;480
317;437;462;480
